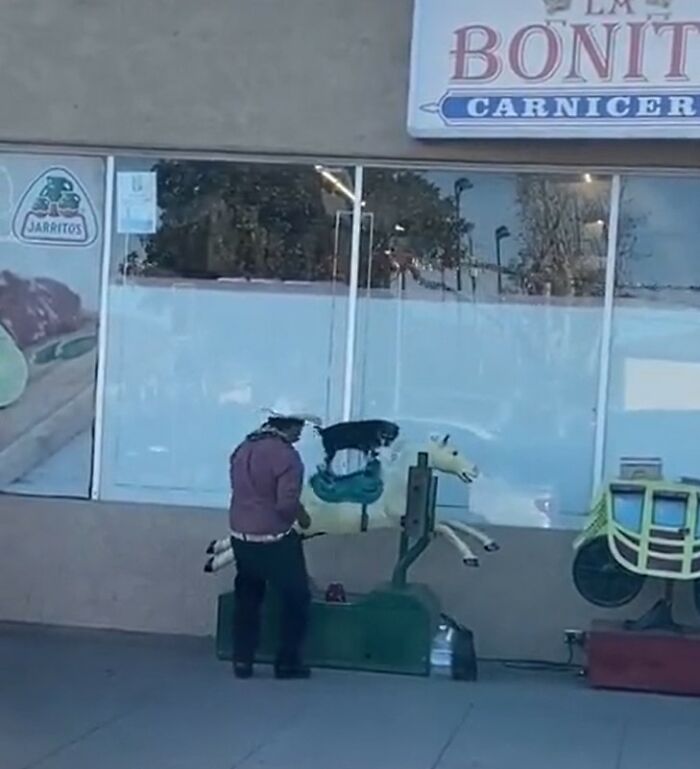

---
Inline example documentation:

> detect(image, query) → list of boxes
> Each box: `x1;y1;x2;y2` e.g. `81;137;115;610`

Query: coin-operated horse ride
572;458;700;696
210;418;496;677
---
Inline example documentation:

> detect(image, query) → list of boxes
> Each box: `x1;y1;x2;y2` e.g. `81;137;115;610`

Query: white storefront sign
408;0;700;138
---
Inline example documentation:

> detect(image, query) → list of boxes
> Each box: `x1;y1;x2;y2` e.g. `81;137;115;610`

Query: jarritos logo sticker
12;167;98;247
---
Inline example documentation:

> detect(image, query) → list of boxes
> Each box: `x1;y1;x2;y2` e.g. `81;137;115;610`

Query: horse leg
204;545;235;573
434;523;479;567
206;536;232;555
442;520;499;552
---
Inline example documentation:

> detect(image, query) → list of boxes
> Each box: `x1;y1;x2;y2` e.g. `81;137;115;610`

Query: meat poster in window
0;155;105;498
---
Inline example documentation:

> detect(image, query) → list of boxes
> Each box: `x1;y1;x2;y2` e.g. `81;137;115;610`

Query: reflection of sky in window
426;172;520;269
427;172;700;290
621;178;700;287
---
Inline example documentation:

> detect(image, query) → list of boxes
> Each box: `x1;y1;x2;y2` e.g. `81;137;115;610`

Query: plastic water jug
430;622;454;673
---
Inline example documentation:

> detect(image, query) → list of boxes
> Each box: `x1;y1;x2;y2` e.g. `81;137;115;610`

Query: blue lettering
440;92;700;121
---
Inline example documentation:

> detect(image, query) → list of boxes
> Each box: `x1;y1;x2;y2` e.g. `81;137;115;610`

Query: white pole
392;277;404;416
592;173;621;494
341;166;364;422
90;156;116;500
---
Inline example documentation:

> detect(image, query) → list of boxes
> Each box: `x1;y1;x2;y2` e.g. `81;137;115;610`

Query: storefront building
1;0;699;659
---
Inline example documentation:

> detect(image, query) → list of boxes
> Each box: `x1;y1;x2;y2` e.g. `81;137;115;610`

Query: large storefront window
0;153;105;498
13;153;695;527
353;169;611;528
98;159;352;506
605;176;700;482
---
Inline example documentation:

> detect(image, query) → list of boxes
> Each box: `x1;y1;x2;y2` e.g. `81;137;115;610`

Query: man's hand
297;507;312;530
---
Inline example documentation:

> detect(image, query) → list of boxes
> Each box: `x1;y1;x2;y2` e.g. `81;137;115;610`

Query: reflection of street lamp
495;225;511;294
455;177;473;205
454;177;473;291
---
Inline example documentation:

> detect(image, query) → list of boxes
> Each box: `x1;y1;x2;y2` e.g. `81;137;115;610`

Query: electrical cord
438;614;583;674
479;640;581;673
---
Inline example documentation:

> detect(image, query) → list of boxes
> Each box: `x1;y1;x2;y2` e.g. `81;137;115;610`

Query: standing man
229;413;312;679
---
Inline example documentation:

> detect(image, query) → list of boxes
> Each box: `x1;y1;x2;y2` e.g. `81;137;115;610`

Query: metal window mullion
89;156;116;500
341;165;364;422
592;173;622;495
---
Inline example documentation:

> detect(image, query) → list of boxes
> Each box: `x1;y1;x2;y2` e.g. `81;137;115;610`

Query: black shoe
274;664;311;680
233;661;253;679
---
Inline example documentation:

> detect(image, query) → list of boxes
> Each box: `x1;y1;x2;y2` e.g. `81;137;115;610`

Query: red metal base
587;620;700;696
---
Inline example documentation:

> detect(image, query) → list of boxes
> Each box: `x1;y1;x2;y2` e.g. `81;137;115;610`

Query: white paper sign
117;172;157;234
408;0;700;139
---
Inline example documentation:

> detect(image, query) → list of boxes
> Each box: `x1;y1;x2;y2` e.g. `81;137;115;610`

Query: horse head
426;433;479;484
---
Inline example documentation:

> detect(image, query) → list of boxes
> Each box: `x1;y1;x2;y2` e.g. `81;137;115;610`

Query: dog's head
377;421;400;446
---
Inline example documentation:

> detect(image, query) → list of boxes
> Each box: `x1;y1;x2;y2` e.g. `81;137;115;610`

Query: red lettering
451;25;501;81
508;25;561;82
453;17;700;88
654;21;700;81
587;0;633;15
586;0;605;15
624;22;649;82
609;0;633;14
566;23;620;82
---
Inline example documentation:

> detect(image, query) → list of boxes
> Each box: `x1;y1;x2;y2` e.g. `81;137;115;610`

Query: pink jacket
229;434;304;536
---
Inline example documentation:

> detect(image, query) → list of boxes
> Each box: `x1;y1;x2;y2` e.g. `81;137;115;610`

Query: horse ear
441;434;450;446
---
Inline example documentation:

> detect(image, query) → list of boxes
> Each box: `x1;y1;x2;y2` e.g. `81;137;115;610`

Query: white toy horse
204;434;498;572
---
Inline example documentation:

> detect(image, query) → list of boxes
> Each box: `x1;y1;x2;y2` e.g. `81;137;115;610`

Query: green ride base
216;584;441;676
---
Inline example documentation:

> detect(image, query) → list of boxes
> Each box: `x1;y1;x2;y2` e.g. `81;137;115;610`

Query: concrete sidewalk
1;623;699;769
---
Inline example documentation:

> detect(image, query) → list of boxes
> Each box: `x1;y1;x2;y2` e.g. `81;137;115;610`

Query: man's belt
230;529;291;544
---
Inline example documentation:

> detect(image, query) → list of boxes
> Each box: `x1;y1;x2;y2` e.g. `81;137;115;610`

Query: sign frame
408;0;700;140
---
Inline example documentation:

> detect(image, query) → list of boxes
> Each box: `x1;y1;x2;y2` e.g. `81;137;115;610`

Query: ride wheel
572;536;645;608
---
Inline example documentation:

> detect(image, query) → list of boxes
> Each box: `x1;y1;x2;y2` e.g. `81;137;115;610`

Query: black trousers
231;532;310;667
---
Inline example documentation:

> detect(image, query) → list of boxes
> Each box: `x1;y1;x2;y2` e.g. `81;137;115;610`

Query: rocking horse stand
215;452;465;676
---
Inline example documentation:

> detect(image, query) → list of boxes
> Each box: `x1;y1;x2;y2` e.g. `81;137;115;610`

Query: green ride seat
309;459;384;506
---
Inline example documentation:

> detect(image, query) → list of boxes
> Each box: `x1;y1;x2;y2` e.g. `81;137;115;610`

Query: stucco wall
2;494;697;660
0;0;699;168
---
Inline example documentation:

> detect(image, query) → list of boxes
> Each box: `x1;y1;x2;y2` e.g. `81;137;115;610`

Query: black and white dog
315;419;400;471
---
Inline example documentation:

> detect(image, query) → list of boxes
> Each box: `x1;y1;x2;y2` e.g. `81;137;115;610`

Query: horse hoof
204;559;214;573
206;539;217;555
463;557;480;568
484;542;500;552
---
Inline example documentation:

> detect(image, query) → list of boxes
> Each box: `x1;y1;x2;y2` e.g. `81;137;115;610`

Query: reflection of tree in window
122;161;352;282
361;170;644;299
614;187;649;295
363;170;467;290
514;176;645;298
514;176;608;297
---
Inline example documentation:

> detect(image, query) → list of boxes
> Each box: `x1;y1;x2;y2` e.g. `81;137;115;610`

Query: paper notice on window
624;358;700;412
116;172;157;234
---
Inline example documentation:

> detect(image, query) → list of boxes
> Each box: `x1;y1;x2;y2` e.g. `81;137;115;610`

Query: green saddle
309;459;384;506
